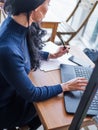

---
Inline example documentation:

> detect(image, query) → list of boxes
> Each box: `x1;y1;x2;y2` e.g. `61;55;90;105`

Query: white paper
40;41;76;71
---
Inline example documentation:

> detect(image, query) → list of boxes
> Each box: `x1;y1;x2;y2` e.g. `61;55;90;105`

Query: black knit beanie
13;0;45;14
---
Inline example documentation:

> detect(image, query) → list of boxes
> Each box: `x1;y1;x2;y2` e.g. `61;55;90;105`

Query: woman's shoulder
0;41;23;61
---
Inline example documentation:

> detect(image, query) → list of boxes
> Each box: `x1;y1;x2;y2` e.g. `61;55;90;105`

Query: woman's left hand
48;46;70;59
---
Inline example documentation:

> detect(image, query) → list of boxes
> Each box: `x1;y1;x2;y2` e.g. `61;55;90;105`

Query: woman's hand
48;46;70;59
61;77;88;92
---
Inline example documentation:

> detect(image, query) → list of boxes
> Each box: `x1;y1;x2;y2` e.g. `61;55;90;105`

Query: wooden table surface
29;45;94;130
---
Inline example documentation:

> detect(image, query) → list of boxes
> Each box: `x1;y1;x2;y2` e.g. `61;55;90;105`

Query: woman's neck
12;14;30;27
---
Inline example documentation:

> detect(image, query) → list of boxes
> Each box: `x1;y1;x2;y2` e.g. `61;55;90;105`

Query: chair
40;0;81;43
41;21;59;42
0;1;6;24
56;0;98;45
65;0;81;23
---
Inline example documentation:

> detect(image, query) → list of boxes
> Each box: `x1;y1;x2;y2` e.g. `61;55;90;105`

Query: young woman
0;0;88;129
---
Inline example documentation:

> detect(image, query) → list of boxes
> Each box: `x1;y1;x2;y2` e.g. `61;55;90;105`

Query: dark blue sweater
0;17;62;109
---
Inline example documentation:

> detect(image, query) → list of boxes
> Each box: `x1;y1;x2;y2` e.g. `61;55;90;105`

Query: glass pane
82;3;98;49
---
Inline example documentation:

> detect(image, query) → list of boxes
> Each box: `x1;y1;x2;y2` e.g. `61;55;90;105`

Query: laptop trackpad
60;64;76;82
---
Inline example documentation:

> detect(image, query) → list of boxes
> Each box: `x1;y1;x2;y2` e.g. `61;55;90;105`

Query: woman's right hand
61;77;88;92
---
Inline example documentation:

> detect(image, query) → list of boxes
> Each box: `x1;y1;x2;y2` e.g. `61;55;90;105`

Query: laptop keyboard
74;66;98;111
89;90;98;110
74;66;92;80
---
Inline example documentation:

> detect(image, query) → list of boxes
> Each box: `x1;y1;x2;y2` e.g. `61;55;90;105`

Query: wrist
48;53;57;59
61;83;69;92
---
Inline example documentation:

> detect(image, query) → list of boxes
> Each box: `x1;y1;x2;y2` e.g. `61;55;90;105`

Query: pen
60;38;67;49
62;40;70;54
62;41;67;50
59;35;67;49
63;43;67;49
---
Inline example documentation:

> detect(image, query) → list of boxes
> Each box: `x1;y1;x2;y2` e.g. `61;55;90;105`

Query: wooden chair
0;1;6;24
56;0;98;45
66;0;81;23
41;0;81;42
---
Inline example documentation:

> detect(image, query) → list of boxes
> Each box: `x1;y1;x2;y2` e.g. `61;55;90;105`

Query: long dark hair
26;20;47;70
4;0;47;71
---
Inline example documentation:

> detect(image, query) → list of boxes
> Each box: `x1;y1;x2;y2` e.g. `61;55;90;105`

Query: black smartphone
68;55;89;67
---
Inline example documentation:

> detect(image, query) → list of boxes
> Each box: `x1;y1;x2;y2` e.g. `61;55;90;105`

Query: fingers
55;46;70;58
77;77;88;84
76;77;88;90
60;46;70;51
79;86;85;91
62;45;70;52
62;77;88;92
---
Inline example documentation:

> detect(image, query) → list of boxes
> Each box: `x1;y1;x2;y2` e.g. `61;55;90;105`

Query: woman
0;0;88;129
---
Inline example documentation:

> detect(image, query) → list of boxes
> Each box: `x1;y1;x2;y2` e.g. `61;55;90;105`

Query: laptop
68;61;98;129
60;59;98;116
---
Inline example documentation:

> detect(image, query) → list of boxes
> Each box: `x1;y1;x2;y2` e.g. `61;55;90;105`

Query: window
80;2;98;49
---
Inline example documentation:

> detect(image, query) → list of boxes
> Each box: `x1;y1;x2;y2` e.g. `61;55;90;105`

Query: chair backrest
56;1;98;45
66;0;81;22
66;0;98;32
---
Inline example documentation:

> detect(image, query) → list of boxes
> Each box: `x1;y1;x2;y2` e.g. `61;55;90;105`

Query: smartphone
68;55;89;67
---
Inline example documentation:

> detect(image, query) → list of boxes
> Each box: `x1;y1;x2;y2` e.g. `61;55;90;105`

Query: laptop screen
68;59;98;130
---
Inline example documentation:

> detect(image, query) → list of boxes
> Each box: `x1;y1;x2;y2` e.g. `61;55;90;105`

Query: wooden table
41;10;60;42
41;21;59;42
29;45;94;130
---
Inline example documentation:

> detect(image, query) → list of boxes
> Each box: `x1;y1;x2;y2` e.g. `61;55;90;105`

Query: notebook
60;61;98;116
